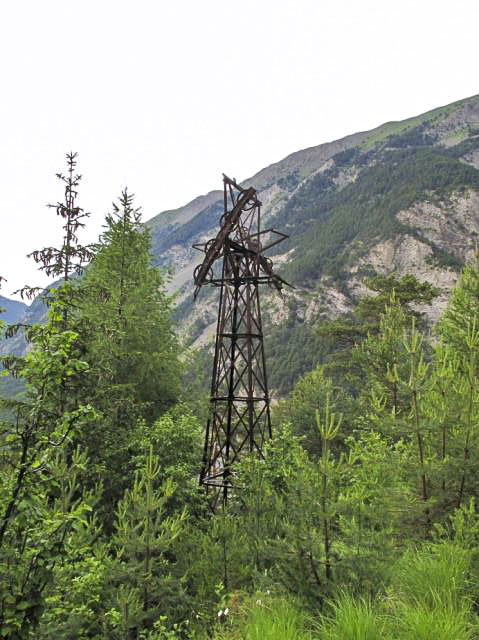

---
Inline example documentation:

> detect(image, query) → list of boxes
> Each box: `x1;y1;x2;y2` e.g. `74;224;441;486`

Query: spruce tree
0;154;98;638
76;189;181;514
107;447;187;635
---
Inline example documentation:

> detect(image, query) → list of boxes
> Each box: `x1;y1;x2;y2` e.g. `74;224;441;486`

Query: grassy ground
202;541;479;640
359;98;467;150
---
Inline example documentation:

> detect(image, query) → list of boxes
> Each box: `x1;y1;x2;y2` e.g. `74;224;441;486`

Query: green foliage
382;539;476;640
273;366;338;457
267;274;440;397
318;273;439;352
444;133;479;160
387;542;470;611
37;510;109;639
0;293;98;638
359;273;440;323
22;258;479;636
315;275;439;434
337;432;415;590
0;162;189;638
315;537;478;640
0;157;103;638
36;408;200;640
106;447;188;635
277;169;302;192
390;602;471;640
435;260;479;508
133;407;205;514
75;189;182;514
267;316;328;394
0;447;95;638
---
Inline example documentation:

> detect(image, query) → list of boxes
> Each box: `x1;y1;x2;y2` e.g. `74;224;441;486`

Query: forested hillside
149;93;479;395
3;96;479;639
5;94;479;395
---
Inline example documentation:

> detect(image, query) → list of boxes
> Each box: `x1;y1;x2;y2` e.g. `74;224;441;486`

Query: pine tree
273;365;343;458
436;260;479;508
0;154;98;638
75;189;181;514
317;274;439;392
107;447;187;636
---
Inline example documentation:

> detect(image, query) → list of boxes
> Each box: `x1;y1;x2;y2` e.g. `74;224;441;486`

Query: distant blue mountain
0;295;27;325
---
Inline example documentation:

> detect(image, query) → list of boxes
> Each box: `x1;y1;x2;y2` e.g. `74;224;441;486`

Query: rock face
396;191;479;263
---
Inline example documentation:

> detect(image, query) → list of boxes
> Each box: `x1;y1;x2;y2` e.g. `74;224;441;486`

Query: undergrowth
208;540;479;640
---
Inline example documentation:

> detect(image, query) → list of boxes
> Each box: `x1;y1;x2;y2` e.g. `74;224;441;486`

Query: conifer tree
75;189;181;513
317;274;439;394
0;154;97;638
15;151;93;312
436;260;479;508
33;153;93;278
107;447;187;635
353;293;414;420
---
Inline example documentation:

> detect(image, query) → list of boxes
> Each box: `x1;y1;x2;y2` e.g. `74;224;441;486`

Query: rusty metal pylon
193;175;289;504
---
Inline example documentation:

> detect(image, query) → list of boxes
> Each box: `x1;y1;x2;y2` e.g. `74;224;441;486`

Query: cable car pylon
193;175;290;505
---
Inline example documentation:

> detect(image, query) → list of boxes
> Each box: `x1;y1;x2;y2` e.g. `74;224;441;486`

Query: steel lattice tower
193;175;288;503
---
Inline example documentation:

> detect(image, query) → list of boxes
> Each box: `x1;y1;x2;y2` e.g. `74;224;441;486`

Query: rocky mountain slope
147;94;479;393
3;94;479;396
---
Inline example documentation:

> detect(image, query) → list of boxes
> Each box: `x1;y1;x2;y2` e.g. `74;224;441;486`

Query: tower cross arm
193;186;257;297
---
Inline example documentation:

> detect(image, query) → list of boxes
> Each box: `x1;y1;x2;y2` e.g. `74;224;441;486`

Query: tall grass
213;595;312;640
387;541;471;610
315;591;476;640
211;542;478;640
241;598;312;640
383;542;476;640
317;593;386;640
314;541;477;640
392;601;471;640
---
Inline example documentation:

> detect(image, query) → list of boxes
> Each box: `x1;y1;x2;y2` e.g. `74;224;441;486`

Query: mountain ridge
147;92;479;392
147;93;479;235
3;93;479;395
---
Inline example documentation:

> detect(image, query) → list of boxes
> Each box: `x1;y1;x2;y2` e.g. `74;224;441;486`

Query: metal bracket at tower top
193;174;290;505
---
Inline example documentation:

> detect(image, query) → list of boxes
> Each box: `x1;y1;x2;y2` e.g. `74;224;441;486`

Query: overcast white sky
1;0;478;299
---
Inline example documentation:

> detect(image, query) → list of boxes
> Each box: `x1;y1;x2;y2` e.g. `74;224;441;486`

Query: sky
1;0;478;299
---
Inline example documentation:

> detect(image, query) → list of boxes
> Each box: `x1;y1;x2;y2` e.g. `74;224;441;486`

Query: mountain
0;295;27;325
3;95;479;397
0;281;63;360
146;94;479;393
